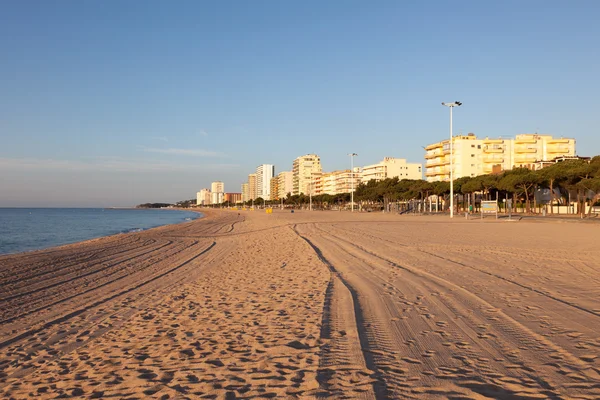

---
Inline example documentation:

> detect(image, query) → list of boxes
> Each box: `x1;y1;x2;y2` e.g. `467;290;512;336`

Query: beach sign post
481;200;498;219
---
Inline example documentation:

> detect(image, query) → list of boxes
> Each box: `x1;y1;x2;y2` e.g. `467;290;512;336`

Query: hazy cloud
199;130;208;137
0;157;239;172
140;147;224;157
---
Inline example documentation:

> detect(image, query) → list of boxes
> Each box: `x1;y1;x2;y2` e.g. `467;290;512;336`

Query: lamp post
442;101;462;218
348;153;358;212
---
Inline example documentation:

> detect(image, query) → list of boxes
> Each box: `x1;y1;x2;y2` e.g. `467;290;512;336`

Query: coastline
1;210;599;399
0;208;204;257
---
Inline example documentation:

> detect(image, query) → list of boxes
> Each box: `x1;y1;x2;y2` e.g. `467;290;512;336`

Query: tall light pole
442;101;462;218
348;153;358;212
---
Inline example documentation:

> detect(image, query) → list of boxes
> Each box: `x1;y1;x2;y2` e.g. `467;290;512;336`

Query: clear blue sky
1;1;599;207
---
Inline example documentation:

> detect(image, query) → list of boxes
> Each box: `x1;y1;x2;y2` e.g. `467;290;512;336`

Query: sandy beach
1;210;599;399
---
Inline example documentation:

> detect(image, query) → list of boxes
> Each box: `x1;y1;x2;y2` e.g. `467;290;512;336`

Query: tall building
196;188;211;206
277;171;293;199
292;154;322;195
256;164;275;200
361;157;423;183
424;134;483;182
270;177;279;201
210;181;224;204
241;183;249;203
211;192;224;205
248;173;257;201
425;133;576;182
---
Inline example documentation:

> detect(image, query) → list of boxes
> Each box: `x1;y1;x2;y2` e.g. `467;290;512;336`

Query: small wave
122;228;144;234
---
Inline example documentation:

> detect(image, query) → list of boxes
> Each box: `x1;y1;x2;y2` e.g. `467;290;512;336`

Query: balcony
546;138;571;144
426;159;447;167
425;143;444;151
514;147;537;153
547;146;572;153
483;147;504;153
425;152;443;159
483;139;504;144
515;138;537;144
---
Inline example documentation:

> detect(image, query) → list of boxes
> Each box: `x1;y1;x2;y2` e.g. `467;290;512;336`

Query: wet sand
1;210;599;399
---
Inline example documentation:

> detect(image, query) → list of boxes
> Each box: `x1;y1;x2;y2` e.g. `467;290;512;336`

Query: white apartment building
361;157;423;183
292;154;322;195
241;183;249;203
196;188;211;206
425;133;576;182
210;181;224;205
248;173;257;201
277;171;293;199
256;164;275;200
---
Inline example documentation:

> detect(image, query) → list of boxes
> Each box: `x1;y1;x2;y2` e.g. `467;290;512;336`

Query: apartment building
361;157;423;183
196;188;211;206
277;171;293;199
512;134;576;169
224;193;242;204
270;177;279;201
209;181;225;205
241;183;249;203
256;164;275;200
292;154;322;195
248;173;257;201
425;133;576;182
424;134;483;182
321;170;359;195
210;192;224;205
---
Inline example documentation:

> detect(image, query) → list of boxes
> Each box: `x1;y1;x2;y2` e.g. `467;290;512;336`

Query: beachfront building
210;181;225;205
256;164;275;200
277;171;293;199
224;193;242;204
425;133;577;182
241;183;249;203
361;157;422;183
293;154;322;195
424;134;484;182
196;188;211;206
321;169;359;195
248;173;257;201
269;177;279;201
512;134;576;169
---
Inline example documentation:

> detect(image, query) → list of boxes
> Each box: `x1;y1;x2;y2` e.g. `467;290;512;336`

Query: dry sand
0;210;599;399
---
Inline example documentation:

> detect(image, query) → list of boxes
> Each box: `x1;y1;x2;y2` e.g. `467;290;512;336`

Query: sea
0;208;202;255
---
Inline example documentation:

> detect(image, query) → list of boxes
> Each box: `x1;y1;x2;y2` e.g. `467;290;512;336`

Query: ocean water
0;208;201;255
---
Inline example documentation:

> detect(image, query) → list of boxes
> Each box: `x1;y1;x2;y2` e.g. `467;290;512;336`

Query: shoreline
0;208;205;258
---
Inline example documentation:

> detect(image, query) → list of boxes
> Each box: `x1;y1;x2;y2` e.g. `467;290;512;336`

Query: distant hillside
136;203;173;209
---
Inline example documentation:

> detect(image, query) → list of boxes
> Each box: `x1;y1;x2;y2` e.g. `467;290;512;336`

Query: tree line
354;157;600;216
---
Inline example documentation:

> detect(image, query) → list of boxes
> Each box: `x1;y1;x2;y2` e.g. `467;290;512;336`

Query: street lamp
348;153;358;212
441;101;462;218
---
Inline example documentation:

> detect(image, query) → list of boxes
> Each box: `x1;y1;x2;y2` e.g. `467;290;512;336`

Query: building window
477;145;481;149
471;154;475;157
